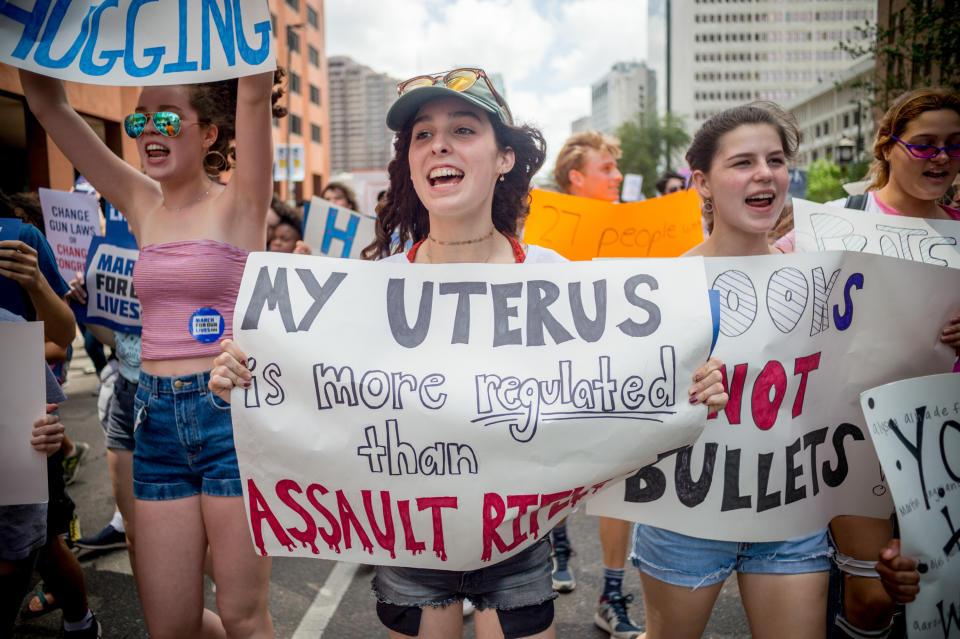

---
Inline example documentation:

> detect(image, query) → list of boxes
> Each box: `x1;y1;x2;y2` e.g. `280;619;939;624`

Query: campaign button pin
189;307;224;343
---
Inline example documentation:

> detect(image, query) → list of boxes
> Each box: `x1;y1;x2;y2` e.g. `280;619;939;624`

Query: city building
785;55;875;168
0;0;330;202
327;56;398;175
590;61;657;133
570;116;592;134
272;0;331;202
668;0;875;133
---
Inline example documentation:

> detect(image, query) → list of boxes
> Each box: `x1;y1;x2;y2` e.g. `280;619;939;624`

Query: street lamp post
286;23;305;206
837;136;855;177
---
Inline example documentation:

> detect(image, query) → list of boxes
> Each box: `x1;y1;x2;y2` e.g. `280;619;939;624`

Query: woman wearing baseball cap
210;67;729;638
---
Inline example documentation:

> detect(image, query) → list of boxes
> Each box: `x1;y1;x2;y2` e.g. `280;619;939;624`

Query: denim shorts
103;375;137;452
631;523;832;589
372;537;556;611
133;370;242;500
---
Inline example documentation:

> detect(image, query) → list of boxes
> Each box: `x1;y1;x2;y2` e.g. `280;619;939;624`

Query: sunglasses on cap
397;68;512;123
889;135;960;159
123;111;207;138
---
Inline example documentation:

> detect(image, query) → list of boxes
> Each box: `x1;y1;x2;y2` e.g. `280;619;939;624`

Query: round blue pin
189;307;224;343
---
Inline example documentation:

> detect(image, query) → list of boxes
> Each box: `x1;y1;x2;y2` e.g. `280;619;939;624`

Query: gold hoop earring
702;198;714;214
203;150;228;173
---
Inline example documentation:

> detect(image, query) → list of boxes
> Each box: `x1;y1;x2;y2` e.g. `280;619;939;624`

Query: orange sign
522;189;704;261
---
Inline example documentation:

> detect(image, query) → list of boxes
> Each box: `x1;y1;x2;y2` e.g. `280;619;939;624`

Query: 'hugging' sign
0;0;275;85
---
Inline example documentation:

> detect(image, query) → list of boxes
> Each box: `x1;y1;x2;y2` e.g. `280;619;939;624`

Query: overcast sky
325;0;658;175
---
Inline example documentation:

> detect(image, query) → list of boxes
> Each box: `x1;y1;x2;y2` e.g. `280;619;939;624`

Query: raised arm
228;71;276;230
18;70;157;232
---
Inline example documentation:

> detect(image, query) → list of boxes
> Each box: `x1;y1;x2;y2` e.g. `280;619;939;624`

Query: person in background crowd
775;86;960;639
635;102;832;639
322;181;360;212
210;67;729;639
20;61;285;639
267;203;303;253
555;131;624;202
65;272;142;578
0;308;68;636
549;130;641;639
655;170;685;196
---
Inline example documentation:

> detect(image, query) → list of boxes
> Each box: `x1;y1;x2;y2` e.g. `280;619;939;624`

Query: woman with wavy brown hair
211;67;729;638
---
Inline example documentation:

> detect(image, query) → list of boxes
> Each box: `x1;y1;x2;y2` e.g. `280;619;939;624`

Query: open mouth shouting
145;142;170;162
428;166;465;189
745;190;776;211
922;168;949;183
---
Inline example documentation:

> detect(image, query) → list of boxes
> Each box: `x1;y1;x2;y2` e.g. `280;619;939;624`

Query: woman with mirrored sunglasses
775;87;960;639
19;65;286;639
208;67;730;639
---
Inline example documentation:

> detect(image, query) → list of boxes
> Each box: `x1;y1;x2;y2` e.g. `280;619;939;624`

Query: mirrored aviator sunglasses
398;68;484;95
124;111;182;138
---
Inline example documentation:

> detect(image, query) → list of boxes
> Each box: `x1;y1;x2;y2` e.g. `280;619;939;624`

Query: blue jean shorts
103;375;137;452
373;537;556;611
133;370;242;500
631;524;832;589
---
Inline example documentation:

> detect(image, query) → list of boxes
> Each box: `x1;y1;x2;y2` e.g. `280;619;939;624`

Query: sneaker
594;593;643;639
75;523;127;551
62;441;90;486
67;514;82;546
551;543;576;592
63;613;102;638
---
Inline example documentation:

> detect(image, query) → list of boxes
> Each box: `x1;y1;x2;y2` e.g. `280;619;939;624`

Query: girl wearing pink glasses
20;67;285;639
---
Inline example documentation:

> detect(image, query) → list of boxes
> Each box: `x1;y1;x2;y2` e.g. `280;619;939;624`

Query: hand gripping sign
0;0;275;85
860;374;960;639
230;253;716;569
589;251;960;541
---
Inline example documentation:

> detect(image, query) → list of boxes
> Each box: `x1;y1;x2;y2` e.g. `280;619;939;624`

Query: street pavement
12;341;750;638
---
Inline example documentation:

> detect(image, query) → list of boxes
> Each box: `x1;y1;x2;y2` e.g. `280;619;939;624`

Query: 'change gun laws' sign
231;253;718;569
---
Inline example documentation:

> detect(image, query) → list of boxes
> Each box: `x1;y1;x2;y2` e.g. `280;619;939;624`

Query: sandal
21;585;59;620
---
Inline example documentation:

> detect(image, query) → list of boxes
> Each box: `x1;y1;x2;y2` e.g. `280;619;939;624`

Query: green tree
616;112;690;198
806;159;847;203
838;0;960;109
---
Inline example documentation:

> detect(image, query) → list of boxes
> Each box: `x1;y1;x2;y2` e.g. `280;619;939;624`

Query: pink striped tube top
133;239;249;360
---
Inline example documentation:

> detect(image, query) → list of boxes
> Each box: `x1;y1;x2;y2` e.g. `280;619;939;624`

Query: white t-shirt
380;244;567;264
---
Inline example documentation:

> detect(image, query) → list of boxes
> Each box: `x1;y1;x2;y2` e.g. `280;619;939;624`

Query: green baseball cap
386;68;513;131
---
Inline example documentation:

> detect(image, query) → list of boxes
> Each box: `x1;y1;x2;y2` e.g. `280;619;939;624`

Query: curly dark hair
187;68;288;177
361;113;546;260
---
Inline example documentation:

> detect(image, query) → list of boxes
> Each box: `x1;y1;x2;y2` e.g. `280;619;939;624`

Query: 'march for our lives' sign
230;253;716;569
0;0;275;85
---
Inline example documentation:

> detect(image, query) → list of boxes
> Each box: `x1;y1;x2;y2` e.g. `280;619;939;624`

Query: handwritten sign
0;0;275;85
230;253;716;568
793;198;960;268
302;197;376;260
0;321;47;506
522;189;702;261
860;374;960;639
39;188;102;285
589;251;960;541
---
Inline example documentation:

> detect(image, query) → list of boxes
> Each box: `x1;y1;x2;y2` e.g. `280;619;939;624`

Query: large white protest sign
793;198;960;267
589;252;960;541
860;375;960;639
0;321;47;506
0;0;275;85
231;253;716;568
302;197;376;260
39;188;102;284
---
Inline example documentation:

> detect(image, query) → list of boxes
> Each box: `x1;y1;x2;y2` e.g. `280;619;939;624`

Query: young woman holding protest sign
209;67;730;639
20;67;285;639
631;103;834;639
798;88;958;639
